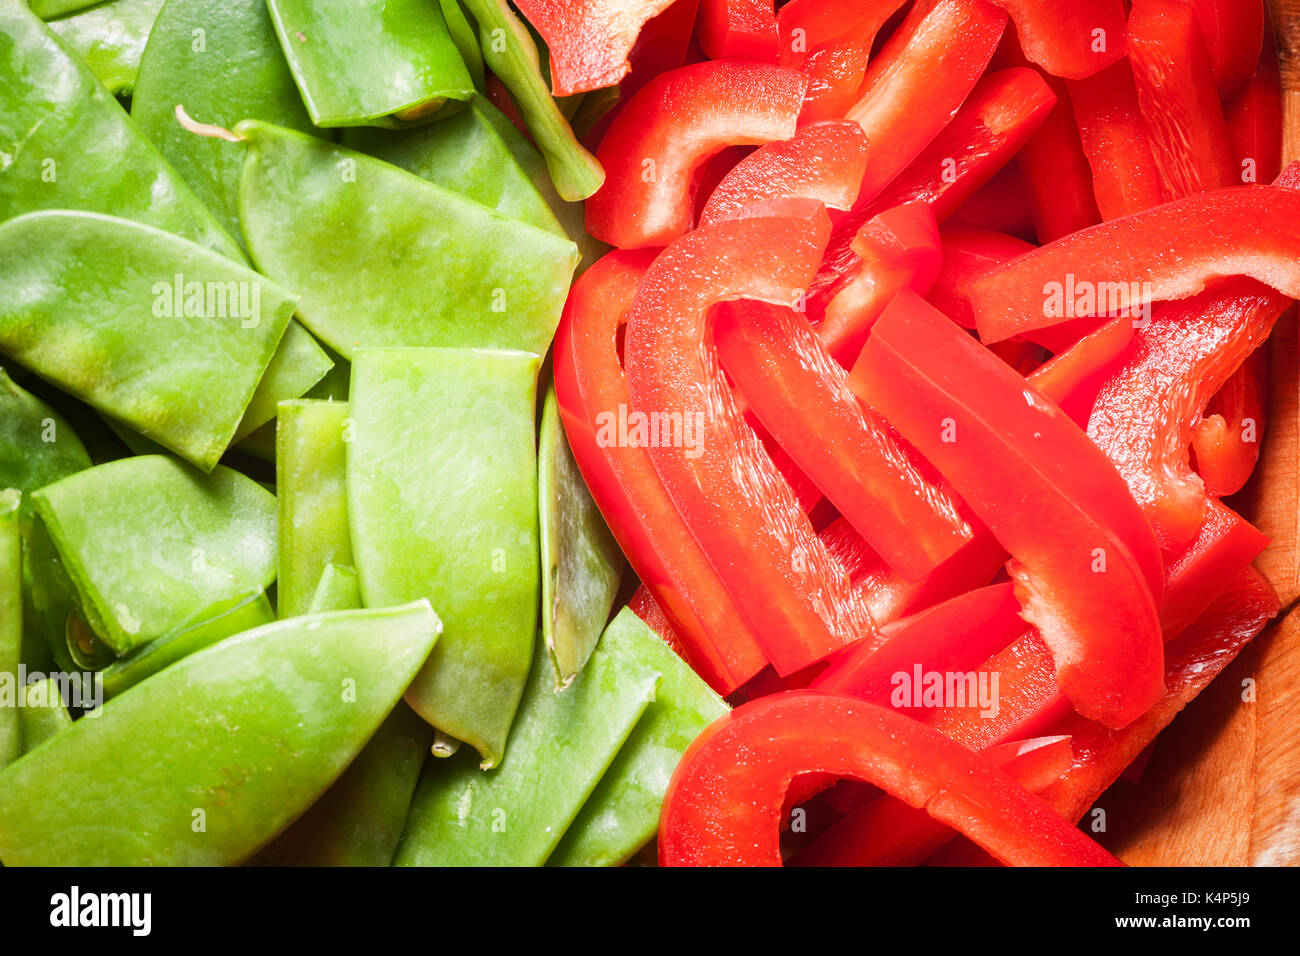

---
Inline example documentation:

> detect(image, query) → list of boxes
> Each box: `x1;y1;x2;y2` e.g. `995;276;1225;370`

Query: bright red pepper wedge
697;121;869;226
1160;499;1269;637
851;291;1166;729
984;0;1126;79
513;0;680;97
1025;317;1134;427
697;0;779;61
927;225;1036;330
554;250;768;693
658;693;1123;866
1193;346;1268;498
624;206;876;674
1128;0;1237;198
1226;25;1283;186
1191;0;1266;99
713;298;972;580
627;584;693;663
969;179;1300;344
846;0;1008;207
585;60;807;249
1068;60;1165;219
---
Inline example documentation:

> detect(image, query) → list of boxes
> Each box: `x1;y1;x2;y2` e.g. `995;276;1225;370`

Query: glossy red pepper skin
697;0;779;61
1193;346;1268;498
1191;0;1266;99
927;225;1036;330
713;298;972;580
697;121;869;226
624;207;876;674
585;60;807;249
554;250;768;693
852;291;1165;729
1128;0;1237;198
658;692;1123;866
1025;317;1134;427
1160;499;1269;637
513;0;679;97
1226;25;1283;186
1068;60;1165;219
985;0;1125;79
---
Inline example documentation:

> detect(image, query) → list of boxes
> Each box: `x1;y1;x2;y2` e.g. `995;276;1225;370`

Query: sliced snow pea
459;0;604;201
548;608;729;867
99;590;275;699
538;384;623;687
17;677;73;755
0;601;441;866
47;0;165;97
348;348;540;769
440;0;486;89
344;101;565;237
29;0;97;17
237;122;578;360
31;455;277;656
0;211;296;471
233;324;333;444
0;0;240;259
306;563;361;615
276;400;352;620
266;0;474;128
393;631;659;867
0;490;20;768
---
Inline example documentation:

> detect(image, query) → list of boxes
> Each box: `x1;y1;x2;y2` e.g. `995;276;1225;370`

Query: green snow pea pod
538;384;623;687
237;121;578;361
277;400;352;620
266;0;474;128
29;0;97;18
232;324;333;444
348;348;540;769
0;601;441;866
394;630;659;866
0;210;297;471
32;455;277;656
439;0;485;89
0;490;20;768
306;563;361;615
47;0;165;97
548;608;729;867
17;677;73;755
99;590;275;699
0;0;240;259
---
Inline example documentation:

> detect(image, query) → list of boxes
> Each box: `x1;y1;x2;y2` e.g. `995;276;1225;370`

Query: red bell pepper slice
1160;499;1270;636
626;584;692;664
1191;0;1266;99
512;0;680;97
585;60;807;249
1193;346;1268;498
713;297;972;580
624;206;875;674
927;225;1036;330
1068;60;1165;219
1226;25;1283;185
969;177;1300;344
984;0;1126;79
1024;317;1134;426
697;120;870;227
554;249;768;693
1128;0;1237;197
697;0;779;61
851;290;1165;728
846;0;1008;207
658;692;1123;866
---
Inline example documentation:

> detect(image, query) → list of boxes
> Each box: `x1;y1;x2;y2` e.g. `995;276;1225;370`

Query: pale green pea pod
0;490;21;768
0;601;442;866
17;676;74;755
277;400;353;620
266;0;474;128
30;0;98;18
47;0;165;97
538;385;623;687
348;348;540;769
233;324;333;444
237;122;578;361
549;608;730;867
394;631;660;866
32;455;277;656
99;590;276;699
306;563;361;615
439;0;485;89
0;211;297;471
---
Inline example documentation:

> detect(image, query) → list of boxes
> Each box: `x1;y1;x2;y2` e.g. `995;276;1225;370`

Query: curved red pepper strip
847;0;1008;207
852;290;1165;729
1191;0;1266;99
1193;346;1268;498
1160;499;1270;636
713;298;972;580
697;121;869;227
1129;0;1237;198
585;60;807;249
970;177;1300;344
512;0;679;97
1226;25;1283;186
658;692;1123;866
624;207;876;674
927;225;1036;330
554;250;768;693
1068;60;1165;220
697;0;779;61
1025;317;1134;426
983;0;1125;79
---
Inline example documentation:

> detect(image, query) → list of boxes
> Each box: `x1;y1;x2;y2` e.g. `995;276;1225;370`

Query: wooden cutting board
1093;0;1300;866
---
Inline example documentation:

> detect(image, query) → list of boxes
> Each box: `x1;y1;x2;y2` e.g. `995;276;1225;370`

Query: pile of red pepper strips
530;0;1287;866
